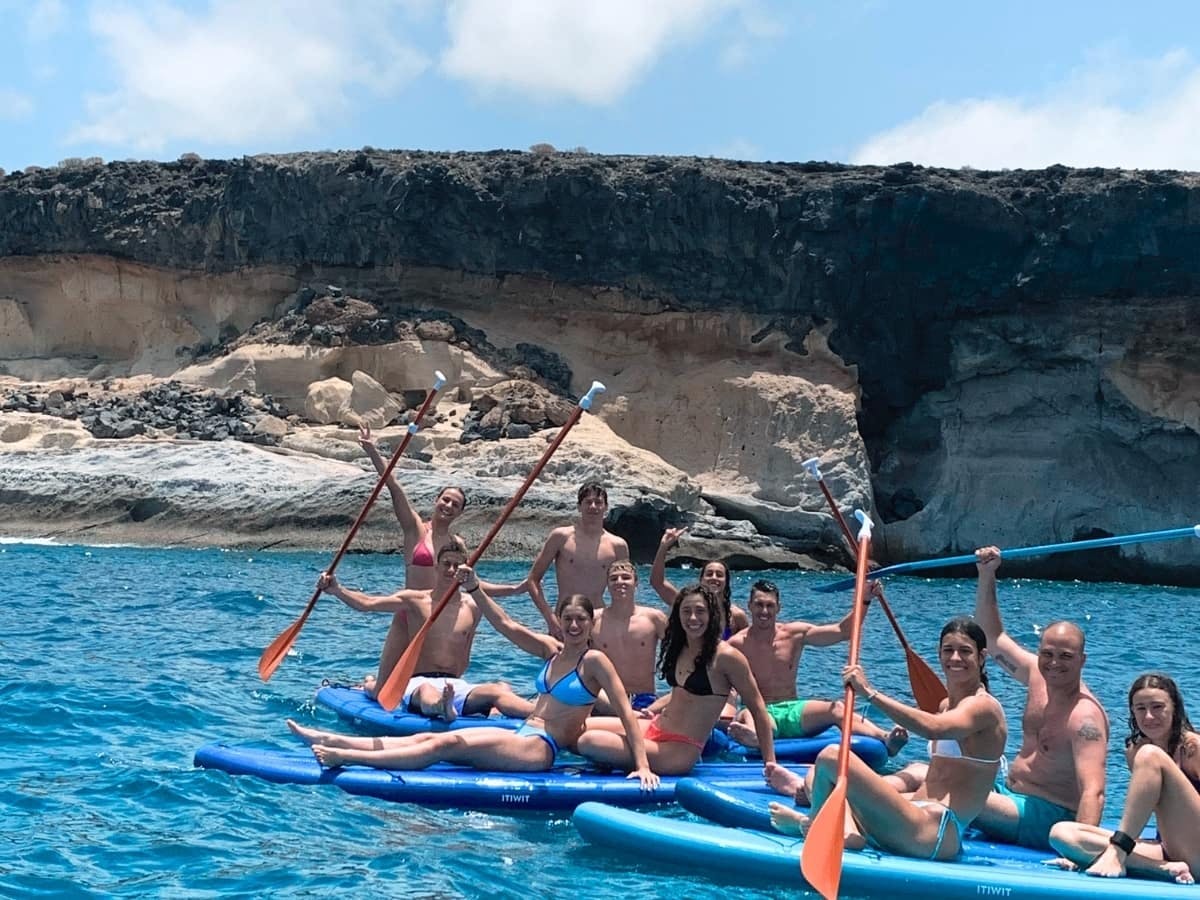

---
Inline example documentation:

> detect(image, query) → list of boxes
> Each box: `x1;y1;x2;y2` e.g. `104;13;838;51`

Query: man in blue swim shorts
591;561;668;715
972;546;1110;850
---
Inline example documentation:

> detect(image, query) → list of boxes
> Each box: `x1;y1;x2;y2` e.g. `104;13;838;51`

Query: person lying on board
526;482;630;638
768;616;1008;861
589;560;668;714
577;584;776;776
725;579;908;756
1047;672;1200;884
287;584;659;789
651;527;748;638
316;536;532;720
970;545;1110;850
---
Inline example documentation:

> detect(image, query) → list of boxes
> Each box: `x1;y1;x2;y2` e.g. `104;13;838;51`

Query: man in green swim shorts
727;580;908;754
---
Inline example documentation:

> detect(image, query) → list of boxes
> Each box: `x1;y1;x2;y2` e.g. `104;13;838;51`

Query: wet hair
701;559;733;631
658;584;723;681
939;616;990;692
607;559;638;582
436;485;469;508
577;482;608;505
1126;672;1194;755
436;535;469;560
555;593;596;620
750;579;780;603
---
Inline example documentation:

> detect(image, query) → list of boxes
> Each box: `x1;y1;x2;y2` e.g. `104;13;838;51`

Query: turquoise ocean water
5;539;1198;898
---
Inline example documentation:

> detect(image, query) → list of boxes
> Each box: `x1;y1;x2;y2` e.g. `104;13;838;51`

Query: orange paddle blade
906;646;948;712
800;778;848;899
257;588;319;680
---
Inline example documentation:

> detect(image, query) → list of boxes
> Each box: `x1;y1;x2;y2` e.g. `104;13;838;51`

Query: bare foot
769;802;810;836
311;744;346;768
286;718;337;746
885;725;909;757
1084;846;1127;879
1164;862;1194;884
765;761;808;804
728;720;760;748
439;682;458;724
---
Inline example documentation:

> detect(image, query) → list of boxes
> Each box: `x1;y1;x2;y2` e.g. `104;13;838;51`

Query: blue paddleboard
193;741;808;811
315;685;889;767
573;802;1192;899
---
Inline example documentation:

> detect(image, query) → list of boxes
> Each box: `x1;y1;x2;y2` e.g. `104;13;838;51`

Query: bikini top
928;738;1005;767
410;530;435;568
666;657;720;697
536;651;598;706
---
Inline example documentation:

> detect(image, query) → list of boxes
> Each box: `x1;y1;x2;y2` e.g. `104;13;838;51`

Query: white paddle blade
580;381;606;409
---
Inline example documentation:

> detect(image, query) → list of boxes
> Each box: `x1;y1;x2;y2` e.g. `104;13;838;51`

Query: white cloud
0;88;34;120
710;137;761;160
440;0;738;104
852;48;1200;170
69;1;429;152
720;3;786;70
26;0;66;40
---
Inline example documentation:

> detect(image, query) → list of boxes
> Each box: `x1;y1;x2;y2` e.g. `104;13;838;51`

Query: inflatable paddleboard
194;741;809;811
573;803;1188;899
316;685;889;768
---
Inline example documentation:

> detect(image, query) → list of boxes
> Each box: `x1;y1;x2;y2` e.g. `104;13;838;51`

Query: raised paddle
374;380;607;711
801;509;874;900
802;458;946;713
814;523;1200;594
257;371;448;681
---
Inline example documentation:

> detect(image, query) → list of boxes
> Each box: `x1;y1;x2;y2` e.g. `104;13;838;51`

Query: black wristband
1109;830;1136;856
463;581;480;593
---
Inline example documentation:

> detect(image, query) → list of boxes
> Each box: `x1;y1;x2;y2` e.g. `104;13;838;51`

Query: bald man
971;546;1110;850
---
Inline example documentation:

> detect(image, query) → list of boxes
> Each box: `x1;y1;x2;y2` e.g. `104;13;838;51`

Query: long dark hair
1126;672;1194;755
658;584;723;681
939;616;990;692
701;559;733;632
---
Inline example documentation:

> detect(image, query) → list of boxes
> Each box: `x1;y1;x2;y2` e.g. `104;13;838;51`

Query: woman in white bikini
770;616;1007;861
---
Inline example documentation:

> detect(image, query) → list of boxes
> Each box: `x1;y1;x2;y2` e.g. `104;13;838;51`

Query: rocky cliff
1;151;1198;583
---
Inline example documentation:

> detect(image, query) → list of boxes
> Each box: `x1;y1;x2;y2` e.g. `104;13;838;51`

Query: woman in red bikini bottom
577;584;777;776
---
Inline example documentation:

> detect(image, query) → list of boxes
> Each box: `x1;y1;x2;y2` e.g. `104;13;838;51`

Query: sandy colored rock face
304;377;352;425
346;370;401;428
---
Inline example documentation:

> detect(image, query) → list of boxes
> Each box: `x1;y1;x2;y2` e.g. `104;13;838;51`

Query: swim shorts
991;776;1076;850
767;699;809;738
403;675;477;716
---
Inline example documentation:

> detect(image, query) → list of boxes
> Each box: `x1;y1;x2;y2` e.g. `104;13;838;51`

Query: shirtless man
725;580;907;755
972;545;1109;850
317;537;533;721
591;560;668;713
527;482;629;636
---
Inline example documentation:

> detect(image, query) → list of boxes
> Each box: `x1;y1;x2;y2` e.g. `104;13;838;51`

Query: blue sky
2;0;1199;174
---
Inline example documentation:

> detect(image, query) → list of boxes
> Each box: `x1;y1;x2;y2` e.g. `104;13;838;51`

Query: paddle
814;523;1200;594
257;371;448;681
374;380;607;711
801;509;873;900
803;458;946;713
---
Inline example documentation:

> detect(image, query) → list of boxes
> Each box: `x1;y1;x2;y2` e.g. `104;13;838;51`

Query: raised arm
358;424;423;541
1070;701;1109;826
583;652;660;789
317;571;408;613
721;646;776;766
478;577;530;598
650;527;684;606
458;567;559;659
973;546;1037;685
526;529;566;636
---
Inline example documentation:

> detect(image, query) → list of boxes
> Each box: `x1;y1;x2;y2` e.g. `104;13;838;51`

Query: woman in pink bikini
577;584;776;775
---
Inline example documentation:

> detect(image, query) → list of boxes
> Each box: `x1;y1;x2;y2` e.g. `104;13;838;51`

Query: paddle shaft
375;384;604;710
257;376;446;681
817;523;1200;592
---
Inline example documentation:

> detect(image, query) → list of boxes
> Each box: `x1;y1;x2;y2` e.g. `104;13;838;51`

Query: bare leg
577;722;701;776
1085;745;1200;882
462;683;535;719
313;727;553;772
287;719;433;751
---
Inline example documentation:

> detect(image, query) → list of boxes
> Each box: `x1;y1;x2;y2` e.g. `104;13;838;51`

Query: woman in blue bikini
769;616;1007;861
287;574;658;790
1048;672;1200;884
